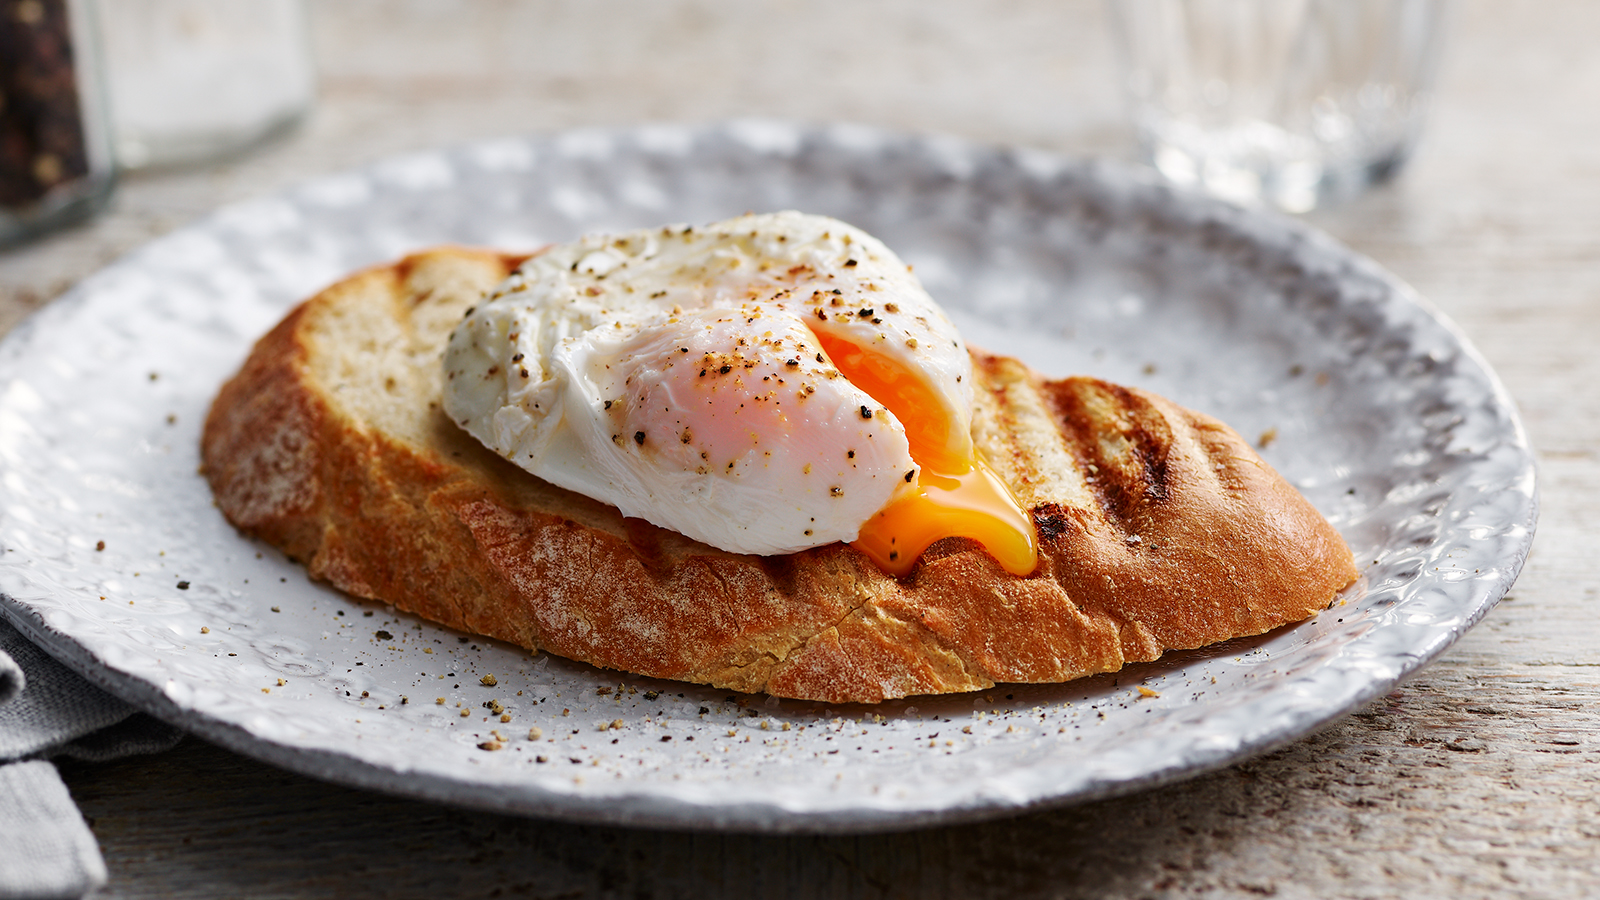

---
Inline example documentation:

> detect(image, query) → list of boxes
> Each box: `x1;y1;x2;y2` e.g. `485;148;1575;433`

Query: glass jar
94;0;316;171
0;0;115;247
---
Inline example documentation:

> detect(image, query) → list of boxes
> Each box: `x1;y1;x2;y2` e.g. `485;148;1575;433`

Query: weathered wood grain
7;0;1600;897
55;665;1600;900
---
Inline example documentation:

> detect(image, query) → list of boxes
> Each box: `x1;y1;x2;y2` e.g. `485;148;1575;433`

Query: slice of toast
202;247;1358;703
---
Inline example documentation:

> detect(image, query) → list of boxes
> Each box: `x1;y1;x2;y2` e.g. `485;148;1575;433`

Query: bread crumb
435;697;445;705
1138;686;1161;698
500;714;511;723
480;674;497;686
459;709;470;717
199;627;209;634
528;727;543;740
477;741;504;751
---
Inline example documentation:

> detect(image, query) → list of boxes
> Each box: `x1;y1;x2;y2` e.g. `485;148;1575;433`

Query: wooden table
5;1;1596;896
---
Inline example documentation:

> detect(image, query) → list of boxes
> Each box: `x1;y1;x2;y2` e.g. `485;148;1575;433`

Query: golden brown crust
201;247;1359;704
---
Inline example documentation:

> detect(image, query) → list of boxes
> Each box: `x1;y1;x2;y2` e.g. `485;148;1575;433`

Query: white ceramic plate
0;122;1536;832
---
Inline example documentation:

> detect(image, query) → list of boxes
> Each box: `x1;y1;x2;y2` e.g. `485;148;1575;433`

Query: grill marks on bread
202;247;1359;703
1055;379;1174;511
973;354;1173;529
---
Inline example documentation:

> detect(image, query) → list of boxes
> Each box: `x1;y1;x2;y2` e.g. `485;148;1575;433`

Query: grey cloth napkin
0;616;184;900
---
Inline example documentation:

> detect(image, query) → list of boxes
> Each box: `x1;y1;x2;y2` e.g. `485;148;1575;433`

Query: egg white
442;211;974;555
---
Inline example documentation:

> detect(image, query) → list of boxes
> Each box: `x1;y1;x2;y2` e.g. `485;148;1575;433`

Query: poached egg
442;212;1036;576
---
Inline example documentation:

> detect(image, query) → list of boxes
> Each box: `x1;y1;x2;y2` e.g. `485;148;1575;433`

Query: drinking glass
1108;0;1448;212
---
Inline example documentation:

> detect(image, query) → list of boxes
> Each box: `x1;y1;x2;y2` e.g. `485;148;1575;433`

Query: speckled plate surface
0;122;1536;832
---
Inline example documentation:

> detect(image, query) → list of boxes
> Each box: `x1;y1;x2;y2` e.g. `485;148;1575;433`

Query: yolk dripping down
812;332;1038;577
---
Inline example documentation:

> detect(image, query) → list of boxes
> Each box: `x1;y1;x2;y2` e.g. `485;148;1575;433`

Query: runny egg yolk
813;332;1038;578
